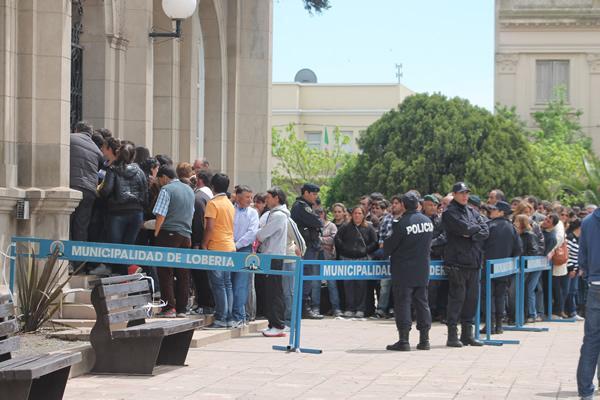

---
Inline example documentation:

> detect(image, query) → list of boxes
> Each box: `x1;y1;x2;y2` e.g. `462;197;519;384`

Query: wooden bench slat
0;303;15;319
0;319;17;336
0;336;20;356
103;294;151;313
111;319;202;338
90;273;145;287
105;308;147;325
0;352;82;380
98;280;149;298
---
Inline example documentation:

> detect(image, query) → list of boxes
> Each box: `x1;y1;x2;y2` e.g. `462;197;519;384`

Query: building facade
272;81;414;152
0;0;272;252
495;0;600;151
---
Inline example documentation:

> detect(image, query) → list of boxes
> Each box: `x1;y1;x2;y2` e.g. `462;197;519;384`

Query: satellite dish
294;68;318;83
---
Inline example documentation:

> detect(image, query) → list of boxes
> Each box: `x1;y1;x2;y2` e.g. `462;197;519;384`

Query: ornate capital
588;53;600;73
496;53;520;74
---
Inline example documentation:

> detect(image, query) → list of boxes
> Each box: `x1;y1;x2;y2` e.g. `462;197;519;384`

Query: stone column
588;53;600;153
227;0;272;191
14;0;81;240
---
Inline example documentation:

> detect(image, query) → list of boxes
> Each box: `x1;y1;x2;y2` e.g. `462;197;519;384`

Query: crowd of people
69;120;595;336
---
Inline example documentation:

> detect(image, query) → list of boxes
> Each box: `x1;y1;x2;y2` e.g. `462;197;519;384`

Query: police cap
301;183;320;194
423;194;439;205
495;200;513;215
452;182;470;193
468;195;482;208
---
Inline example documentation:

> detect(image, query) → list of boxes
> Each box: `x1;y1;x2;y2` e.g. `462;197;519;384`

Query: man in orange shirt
202;173;236;329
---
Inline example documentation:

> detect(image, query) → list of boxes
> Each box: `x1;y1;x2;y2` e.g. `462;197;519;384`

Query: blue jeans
208;270;232;324
231;246;252;322
577;284;600;397
107;212;143;274
303;248;321;309
377;279;392;312
566;274;580;316
327;280;341;311
282;261;295;323
526;271;542;318
553;275;569;314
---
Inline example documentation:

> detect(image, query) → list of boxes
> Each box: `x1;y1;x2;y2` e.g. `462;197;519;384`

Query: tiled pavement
63;317;587;399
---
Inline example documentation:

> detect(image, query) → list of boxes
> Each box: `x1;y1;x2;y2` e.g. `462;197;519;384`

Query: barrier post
481;257;520;346
8;243;16;293
545;262;576;323
475;268;481;340
503;256;549;332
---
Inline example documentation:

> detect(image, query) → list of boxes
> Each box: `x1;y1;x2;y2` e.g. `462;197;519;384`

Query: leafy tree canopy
302;0;331;13
328;93;546;206
528;87;597;205
272;124;353;204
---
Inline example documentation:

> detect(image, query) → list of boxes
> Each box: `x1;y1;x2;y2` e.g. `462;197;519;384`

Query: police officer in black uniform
481;200;522;334
384;192;434;351
442;182;489;348
291;183;324;319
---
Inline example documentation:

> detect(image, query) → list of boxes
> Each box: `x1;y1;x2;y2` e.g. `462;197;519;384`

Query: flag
324;127;329;146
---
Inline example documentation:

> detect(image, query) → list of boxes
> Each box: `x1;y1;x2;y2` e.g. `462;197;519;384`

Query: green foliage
529;87;598;205
16;246;83;332
302;0;331;13
328;93;546;206
271;124;354;205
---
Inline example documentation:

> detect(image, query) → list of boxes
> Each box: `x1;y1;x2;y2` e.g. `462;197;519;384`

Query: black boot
387;329;411;351
416;329;430;350
460;323;484;346
446;325;463;348
495;315;503;334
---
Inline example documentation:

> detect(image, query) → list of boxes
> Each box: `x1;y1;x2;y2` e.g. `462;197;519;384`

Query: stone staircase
48;274;268;347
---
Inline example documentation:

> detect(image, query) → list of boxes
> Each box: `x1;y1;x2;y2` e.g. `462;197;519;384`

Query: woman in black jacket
98;143;148;274
335;206;378;318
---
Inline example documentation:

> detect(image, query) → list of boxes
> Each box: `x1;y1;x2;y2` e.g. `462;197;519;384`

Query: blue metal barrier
275;259;448;354
9;236;304;352
503;256;549;332
481;257;520;346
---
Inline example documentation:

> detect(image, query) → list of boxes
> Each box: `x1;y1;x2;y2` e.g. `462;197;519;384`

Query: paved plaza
63;317;587;399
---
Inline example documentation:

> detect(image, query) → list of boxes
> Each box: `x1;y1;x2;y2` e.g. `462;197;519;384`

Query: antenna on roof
395;63;403;84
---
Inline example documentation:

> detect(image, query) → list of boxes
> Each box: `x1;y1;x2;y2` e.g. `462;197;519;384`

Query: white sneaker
283;326;290;333
354;311;365;319
262;327;286;337
573;314;585;321
343;311;355;318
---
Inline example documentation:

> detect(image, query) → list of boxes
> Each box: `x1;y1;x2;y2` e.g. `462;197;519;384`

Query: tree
328;93;546;206
271;124;352;204
302;0;331;13
528;87;597;204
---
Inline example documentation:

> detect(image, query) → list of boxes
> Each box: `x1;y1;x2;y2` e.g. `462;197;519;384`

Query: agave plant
15;245;84;332
558;156;600;206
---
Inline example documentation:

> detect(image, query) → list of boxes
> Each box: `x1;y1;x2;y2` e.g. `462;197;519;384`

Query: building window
305;131;322;149
341;130;354;152
536;60;569;103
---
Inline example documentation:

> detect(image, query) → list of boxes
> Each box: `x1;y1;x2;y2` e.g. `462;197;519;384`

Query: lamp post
150;0;198;39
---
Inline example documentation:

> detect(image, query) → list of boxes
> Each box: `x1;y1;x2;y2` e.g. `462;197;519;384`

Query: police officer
442;182;489;348
481;200;522;334
384;192;434;351
291;183;324;319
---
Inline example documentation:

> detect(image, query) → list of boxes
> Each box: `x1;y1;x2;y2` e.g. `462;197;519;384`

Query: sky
273;0;495;110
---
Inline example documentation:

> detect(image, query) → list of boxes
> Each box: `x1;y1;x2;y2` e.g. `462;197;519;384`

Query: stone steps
46;319;269;348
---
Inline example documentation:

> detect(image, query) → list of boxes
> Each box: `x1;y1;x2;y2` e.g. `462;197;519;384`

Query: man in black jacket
442;182;489;347
70;121;104;243
291;183;324;319
482;201;522;334
384;193;434;351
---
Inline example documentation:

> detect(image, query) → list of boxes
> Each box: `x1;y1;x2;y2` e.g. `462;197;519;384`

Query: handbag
551;240;569;265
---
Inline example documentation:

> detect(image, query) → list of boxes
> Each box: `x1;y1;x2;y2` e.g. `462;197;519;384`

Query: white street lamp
150;0;198;39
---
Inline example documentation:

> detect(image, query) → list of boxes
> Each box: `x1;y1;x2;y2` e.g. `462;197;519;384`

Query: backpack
551;240;569;266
